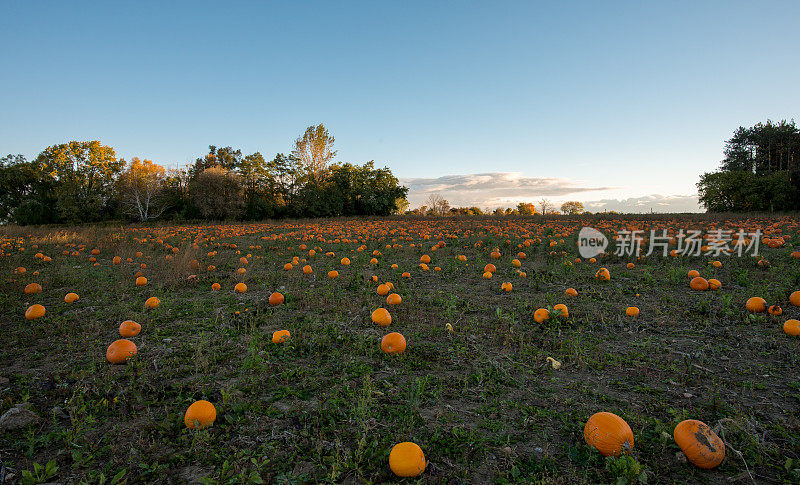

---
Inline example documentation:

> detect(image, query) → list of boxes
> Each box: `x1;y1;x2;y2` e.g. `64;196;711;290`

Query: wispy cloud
401;172;616;208
400;172;702;213
584;195;701;213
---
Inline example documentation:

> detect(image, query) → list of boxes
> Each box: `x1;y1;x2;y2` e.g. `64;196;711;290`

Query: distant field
1;216;799;484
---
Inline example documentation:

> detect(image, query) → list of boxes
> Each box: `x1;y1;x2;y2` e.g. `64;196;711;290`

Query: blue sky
2;1;798;212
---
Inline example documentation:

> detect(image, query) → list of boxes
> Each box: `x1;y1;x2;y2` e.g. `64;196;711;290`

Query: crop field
1;216;800;484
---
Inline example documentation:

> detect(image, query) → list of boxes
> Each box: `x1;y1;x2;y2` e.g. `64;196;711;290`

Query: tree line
0;124;409;225
698;119;800;212
405;195;585;216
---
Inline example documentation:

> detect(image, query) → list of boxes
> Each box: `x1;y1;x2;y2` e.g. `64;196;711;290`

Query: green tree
189;166;245;219
699;120;800;212
35;141;123;222
561;201;584;214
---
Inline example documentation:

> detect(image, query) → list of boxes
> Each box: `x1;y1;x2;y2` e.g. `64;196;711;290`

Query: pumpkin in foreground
584;412;634;456
381;332;406;354
184;400;217;429
389;442;426;477
272;330;290;343
119;320;141;337
25;304;46;320
106;339;137;364
673;419;725;469
372;308;392;327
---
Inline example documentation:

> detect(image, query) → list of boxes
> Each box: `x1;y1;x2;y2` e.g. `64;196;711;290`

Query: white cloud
400;172;616;208
583;194;702;213
400;172;702;213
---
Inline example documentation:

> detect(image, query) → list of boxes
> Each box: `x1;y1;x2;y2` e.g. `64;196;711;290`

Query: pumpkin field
2;215;800;484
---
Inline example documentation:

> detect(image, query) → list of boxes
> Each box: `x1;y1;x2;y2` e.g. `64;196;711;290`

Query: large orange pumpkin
272;329;291;343
389;442;426;477
25;304;45;320
145;296;160;309
234;283;247;293
106;339;137;364
381;332;407;354
583;412;634;456
119;320;141;337
24;283;42;294
184;400;216;429
784;319;800;336
534;308;550;323
372;308;392;326
269;292;285;306
790;291;800;307
690;277;709;291
64;292;79;303
745;297;766;313
386;293;402;305
673;419;725;469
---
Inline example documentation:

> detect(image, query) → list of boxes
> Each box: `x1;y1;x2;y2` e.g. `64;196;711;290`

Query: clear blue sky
2;1;798;211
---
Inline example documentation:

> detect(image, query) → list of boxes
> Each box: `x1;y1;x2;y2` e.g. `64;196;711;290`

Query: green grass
1;216;799;483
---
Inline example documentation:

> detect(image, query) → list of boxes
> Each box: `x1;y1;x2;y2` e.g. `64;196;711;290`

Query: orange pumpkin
64;292;79;303
234;283;247;293
145;296;160;309
25;304;45;320
595;268;611;281
24;283;42;294
584;412;634;456
269;292;285;306
372;308;392;326
389;442;426;477
501;282;513;292
119;320;141;337
784;319;800;336
688;270;700;278
690;277;709;291
534;308;550;323
768;304;783;315
565;288;578;297
272;329;291;343
184;400;216;429
211;282;221;291
625;306;639;317
303;265;313;274
790;291;800;307
553;303;568;317
381;332;407;354
745;297;766;313
377;284;390;296
673;419;725;469
106;339;137;364
386;293;402;305
135;276;147;286
328;270;339;278
708;279;721;290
